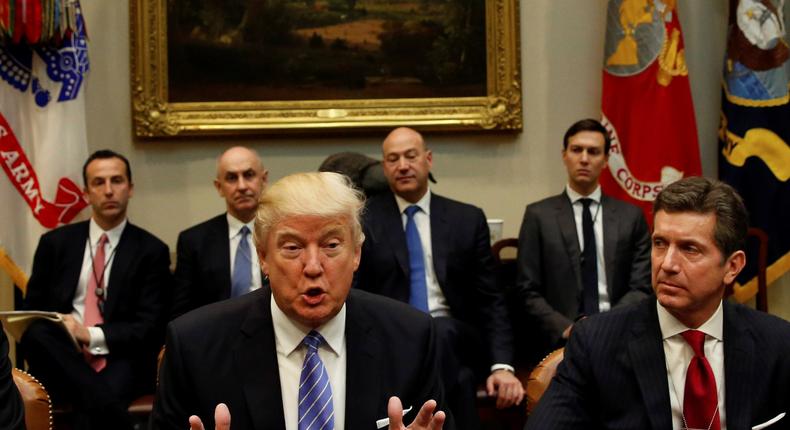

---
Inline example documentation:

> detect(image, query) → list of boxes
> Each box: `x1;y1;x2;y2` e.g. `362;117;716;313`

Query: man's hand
60;314;91;345
189;403;231;430
388;396;445;430
486;369;525;409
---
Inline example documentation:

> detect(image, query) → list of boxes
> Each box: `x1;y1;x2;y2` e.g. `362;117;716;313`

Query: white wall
75;1;790;317
81;0;729;242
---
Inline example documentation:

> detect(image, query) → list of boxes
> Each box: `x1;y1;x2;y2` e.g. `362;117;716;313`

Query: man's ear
258;248;268;276
723;250;746;285
261;169;269;187
213;178;223;197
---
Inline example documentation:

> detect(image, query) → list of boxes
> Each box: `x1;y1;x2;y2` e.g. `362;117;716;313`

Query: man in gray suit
514;119;651;355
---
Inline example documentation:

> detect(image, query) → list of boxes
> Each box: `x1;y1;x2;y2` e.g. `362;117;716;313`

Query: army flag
719;0;790;299
600;0;702;221
0;1;90;280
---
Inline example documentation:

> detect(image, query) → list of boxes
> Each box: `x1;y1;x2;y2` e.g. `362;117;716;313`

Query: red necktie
681;330;720;430
84;233;108;372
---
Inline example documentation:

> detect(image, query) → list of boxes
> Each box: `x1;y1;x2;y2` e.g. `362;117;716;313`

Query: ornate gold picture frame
130;0;521;137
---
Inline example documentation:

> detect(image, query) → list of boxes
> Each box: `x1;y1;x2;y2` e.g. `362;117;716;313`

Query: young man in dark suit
151;172;447;430
514;119;652;356
528;177;790;429
171;146;268;319
356;127;523;427
20;150;172;430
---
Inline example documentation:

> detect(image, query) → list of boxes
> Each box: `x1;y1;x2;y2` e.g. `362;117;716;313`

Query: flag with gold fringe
600;0;702;222
719;0;790;301
0;0;89;288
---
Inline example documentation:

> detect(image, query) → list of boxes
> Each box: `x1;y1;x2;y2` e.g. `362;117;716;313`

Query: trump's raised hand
387;396;445;430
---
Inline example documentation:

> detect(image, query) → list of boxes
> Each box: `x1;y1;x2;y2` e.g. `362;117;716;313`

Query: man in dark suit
527;177;790;430
20;150;171;430
151;172;447;430
356;127;523;425
0;329;24;430
171;147;269;319
514;119;651;356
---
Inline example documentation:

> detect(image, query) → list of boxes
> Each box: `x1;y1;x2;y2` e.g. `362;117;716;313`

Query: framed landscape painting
131;0;521;136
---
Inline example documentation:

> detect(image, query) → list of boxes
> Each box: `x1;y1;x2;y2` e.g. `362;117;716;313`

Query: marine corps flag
0;1;90;279
600;0;702;221
719;0;790;299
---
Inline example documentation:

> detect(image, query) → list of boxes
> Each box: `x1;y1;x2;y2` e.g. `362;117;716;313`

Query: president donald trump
151;172;448;430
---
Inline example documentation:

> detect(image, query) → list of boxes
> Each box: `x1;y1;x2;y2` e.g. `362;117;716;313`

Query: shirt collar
89;218;127;249
657;300;724;341
226;213;255;239
271;296;346;358
566;184;602;205
394;189;431;216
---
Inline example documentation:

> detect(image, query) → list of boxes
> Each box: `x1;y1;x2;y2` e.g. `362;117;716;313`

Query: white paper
375;406;413;429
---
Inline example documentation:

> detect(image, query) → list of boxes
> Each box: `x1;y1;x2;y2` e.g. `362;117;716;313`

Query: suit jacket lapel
214;215;232;296
234;289;285;430
381;195;410;277
601;195;618;293
62;222;90;306
555;192;582;288
430;195;449;287
628;301;673;429
104;224;134;318
723;303;755;429
344;292;382;429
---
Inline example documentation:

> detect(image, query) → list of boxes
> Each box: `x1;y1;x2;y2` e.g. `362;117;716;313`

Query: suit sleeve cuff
87;326;110;355
490;363;515;373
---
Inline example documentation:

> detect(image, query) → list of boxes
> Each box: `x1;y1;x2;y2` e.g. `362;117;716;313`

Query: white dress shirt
72;218;127;355
272;299;347;430
657;301;726;430
227;214;263;294
566;185;611;311
394;190;451;317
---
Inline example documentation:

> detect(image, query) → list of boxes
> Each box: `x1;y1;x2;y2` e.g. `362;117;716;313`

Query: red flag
600;0;702;222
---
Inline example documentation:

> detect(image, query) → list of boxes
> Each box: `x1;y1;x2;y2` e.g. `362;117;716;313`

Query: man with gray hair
171;146;269;318
527;177;790;429
152;172;448;430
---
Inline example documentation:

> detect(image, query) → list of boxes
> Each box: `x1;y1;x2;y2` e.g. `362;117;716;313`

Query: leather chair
525;347;564;415
12;368;53;430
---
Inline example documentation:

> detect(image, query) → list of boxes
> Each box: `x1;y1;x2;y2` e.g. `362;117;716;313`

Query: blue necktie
299;331;334;430
231;226;252;298
405;205;429;313
580;198;599;315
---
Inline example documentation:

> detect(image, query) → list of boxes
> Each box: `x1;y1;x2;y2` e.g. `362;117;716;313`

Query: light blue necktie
405;205;429;313
231;226;252;298
299;331;334;430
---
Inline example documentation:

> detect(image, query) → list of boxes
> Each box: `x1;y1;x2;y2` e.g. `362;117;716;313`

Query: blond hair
254;172;365;249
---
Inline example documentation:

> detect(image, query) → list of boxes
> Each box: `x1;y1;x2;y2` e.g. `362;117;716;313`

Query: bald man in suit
171;147;268;319
357;127;523;428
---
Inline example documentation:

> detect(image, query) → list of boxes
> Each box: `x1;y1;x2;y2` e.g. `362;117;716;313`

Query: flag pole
0;247;27;296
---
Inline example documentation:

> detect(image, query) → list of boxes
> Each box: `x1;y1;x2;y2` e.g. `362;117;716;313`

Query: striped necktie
231;226;252;297
298;331;334;430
